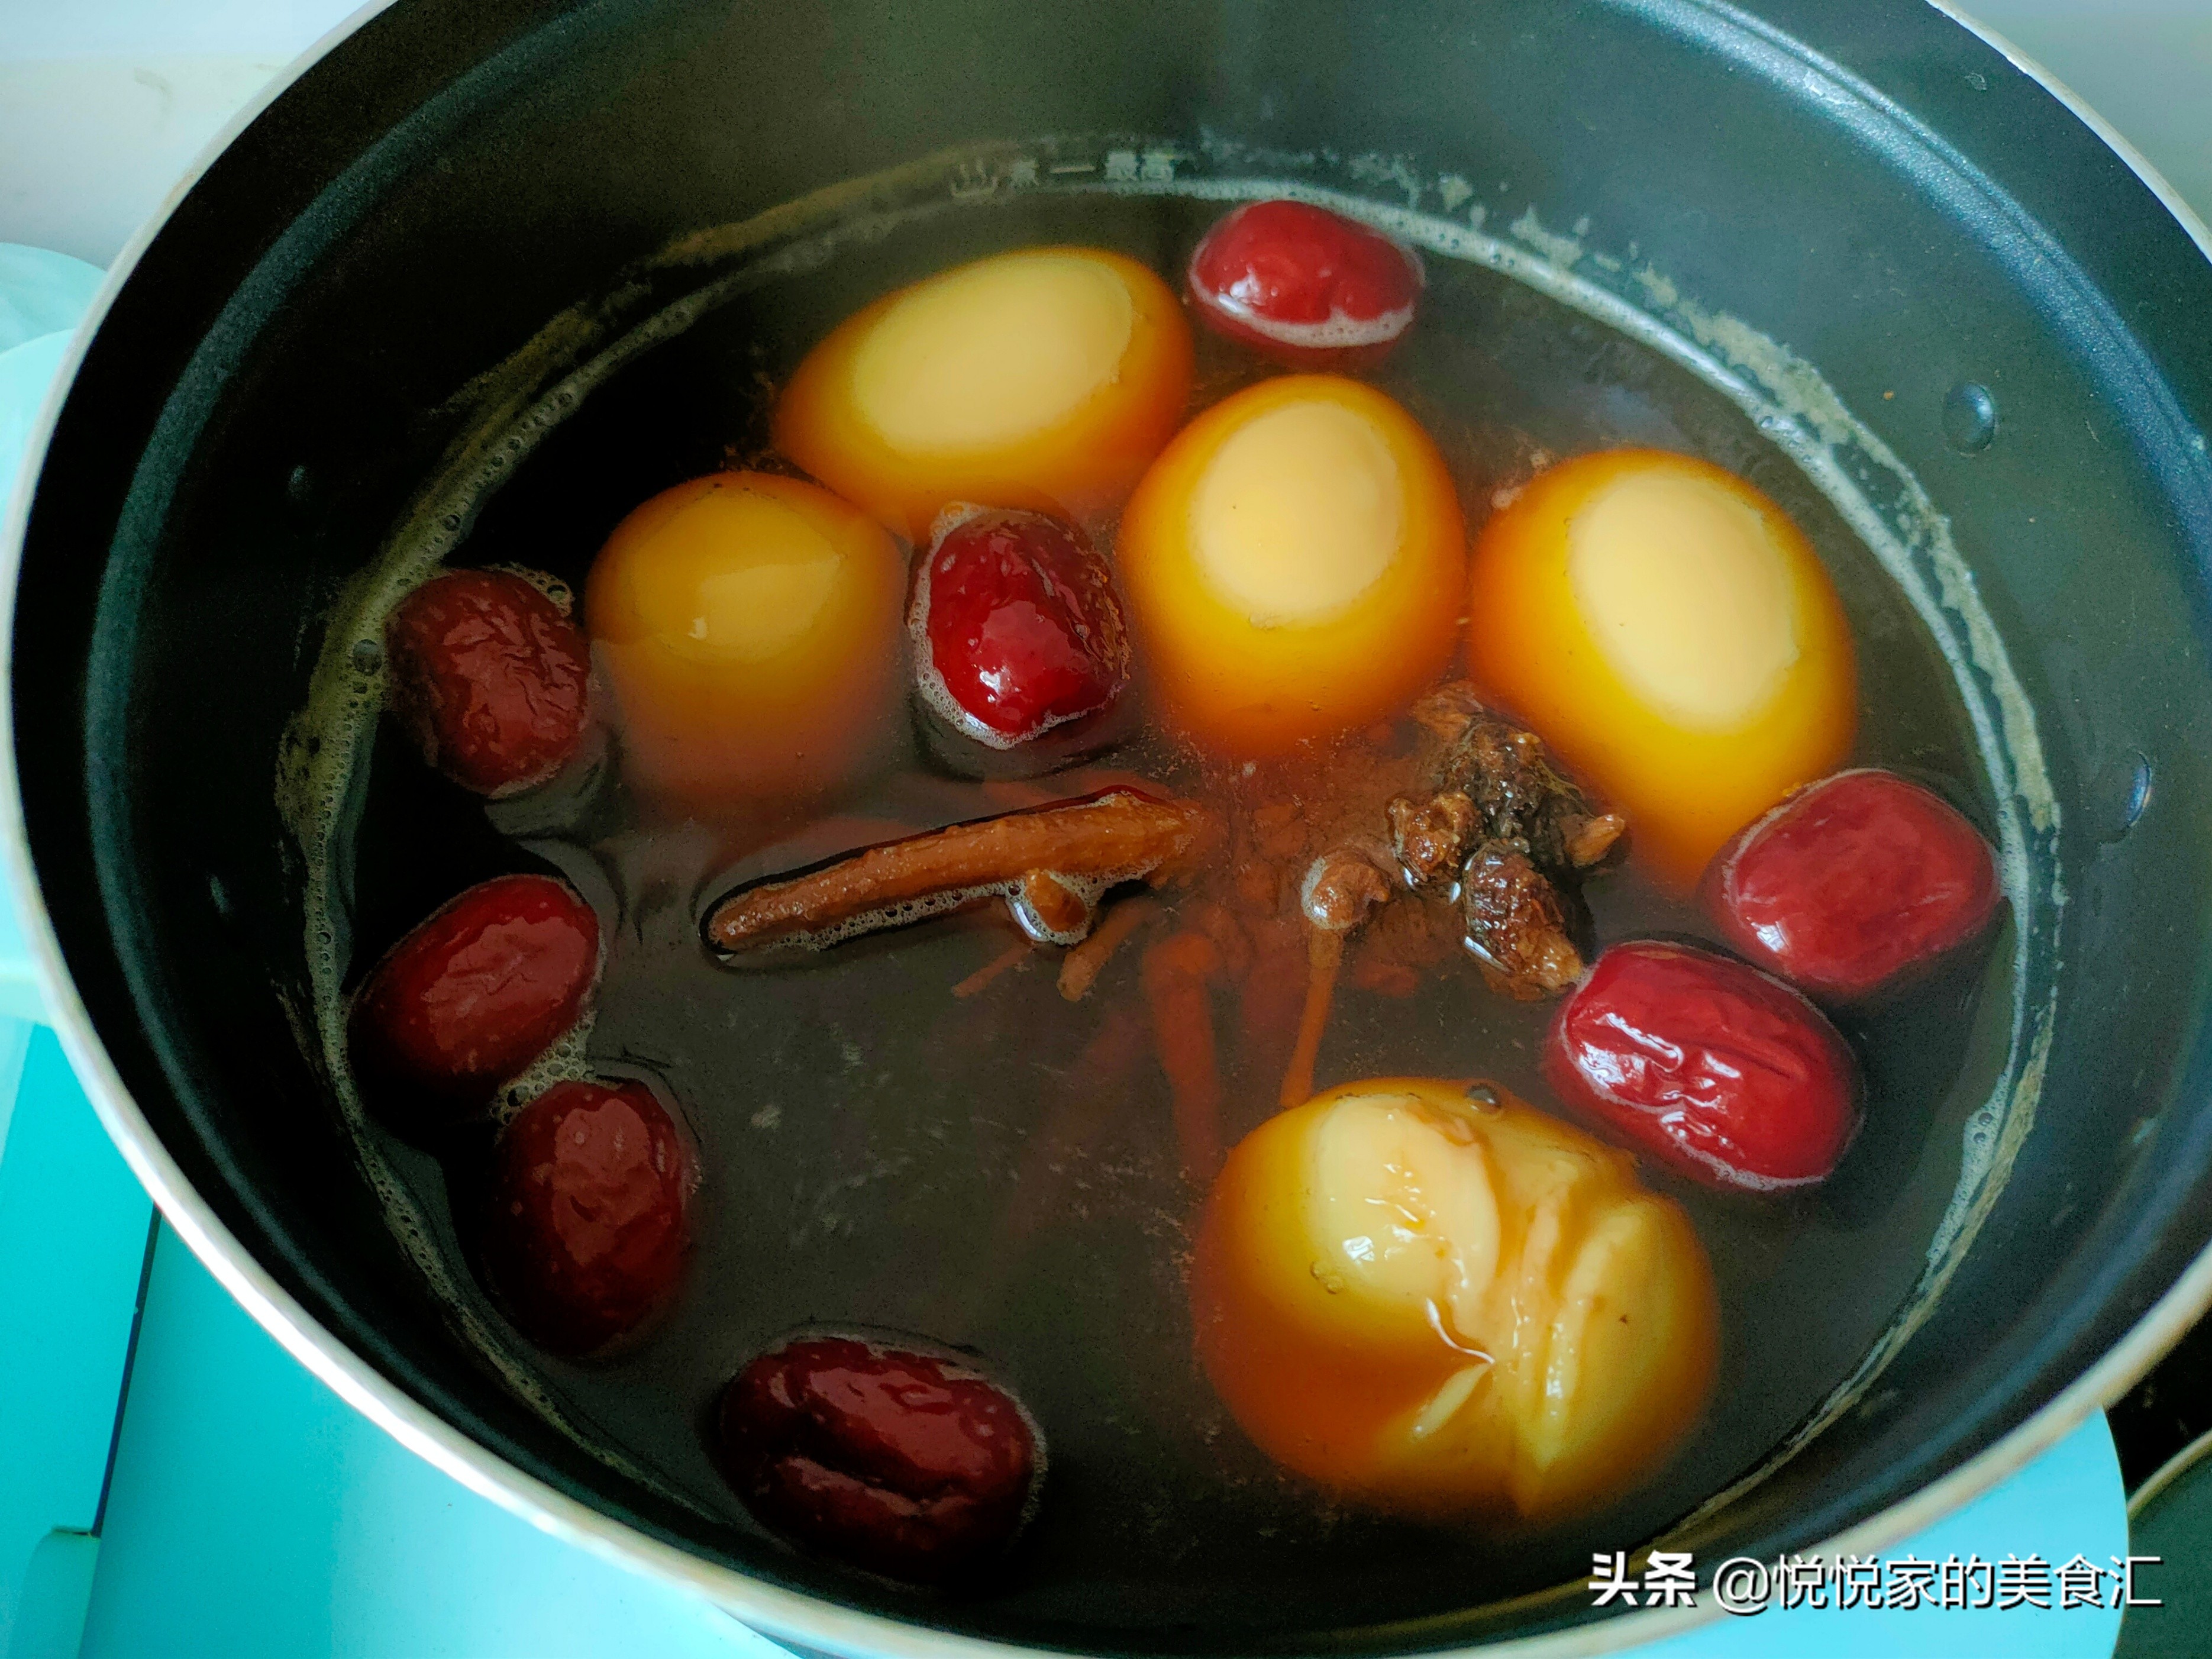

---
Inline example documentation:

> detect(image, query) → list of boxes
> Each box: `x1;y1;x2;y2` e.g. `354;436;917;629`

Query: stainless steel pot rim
2126;1425;2212;1525
2;3;2205;1654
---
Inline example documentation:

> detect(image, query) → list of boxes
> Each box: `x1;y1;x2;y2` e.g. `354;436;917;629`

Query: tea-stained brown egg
774;247;1193;541
1467;449;1856;885
1117;375;1466;757
1191;1077;1716;1521
584;471;905;803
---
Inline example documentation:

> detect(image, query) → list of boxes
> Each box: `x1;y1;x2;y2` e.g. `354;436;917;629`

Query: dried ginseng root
705;787;1218;956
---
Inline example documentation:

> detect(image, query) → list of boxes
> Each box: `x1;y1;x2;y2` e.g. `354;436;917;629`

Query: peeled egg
773;246;1194;541
1191;1078;1716;1522
1466;449;1856;884
1117;375;1466;757
584;471;905;802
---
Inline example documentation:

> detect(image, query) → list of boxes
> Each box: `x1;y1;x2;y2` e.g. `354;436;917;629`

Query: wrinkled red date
1543;940;1860;1191
715;1335;1042;1583
1186;199;1424;370
479;1078;696;1356
348;874;600;1129
386;569;590;796
911;508;1129;750
1704;769;2001;1002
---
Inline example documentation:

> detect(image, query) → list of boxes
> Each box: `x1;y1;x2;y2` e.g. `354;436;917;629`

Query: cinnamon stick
706;788;1215;954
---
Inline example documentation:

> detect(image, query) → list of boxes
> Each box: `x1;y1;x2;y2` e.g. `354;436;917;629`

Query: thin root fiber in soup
307;185;2011;1633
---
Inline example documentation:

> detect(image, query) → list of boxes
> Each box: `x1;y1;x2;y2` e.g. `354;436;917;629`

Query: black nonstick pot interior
13;0;2212;1650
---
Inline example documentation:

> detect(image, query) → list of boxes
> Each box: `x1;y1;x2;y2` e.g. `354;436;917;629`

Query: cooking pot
7;0;2211;1651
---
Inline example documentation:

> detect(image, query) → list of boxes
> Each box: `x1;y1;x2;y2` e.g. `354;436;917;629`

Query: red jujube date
715;1335;1042;1583
386;568;591;796
910;507;1130;752
348;873;600;1129
1186;199;1424;370
1703;768;2001;1001
479;1078;696;1355
1543;940;1860;1191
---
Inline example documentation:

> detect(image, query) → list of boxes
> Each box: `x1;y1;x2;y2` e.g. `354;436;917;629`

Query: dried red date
386;569;590;796
1704;769;2001;1002
1543;940;1860;1191
910;506;1129;753
348;874;600;1129
715;1334;1042;1584
1186;199;1424;370
479;1078;696;1356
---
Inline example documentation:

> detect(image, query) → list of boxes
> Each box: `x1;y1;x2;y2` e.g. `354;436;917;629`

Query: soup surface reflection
324;189;2010;1630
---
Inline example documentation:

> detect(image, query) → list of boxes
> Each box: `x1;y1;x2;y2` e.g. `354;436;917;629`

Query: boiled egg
1116;375;1465;757
1466;449;1856;884
773;247;1193;541
584;471;905;802
1191;1077;1716;1522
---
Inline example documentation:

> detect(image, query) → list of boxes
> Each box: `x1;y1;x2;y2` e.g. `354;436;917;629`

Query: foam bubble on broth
1203;291;1417;354
275;140;2061;1542
493;1010;598;1124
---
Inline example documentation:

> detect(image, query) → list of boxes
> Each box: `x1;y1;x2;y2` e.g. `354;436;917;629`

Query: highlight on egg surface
773;246;1194;541
583;470;905;803
1465;448;1856;884
1116;375;1467;758
1191;1077;1717;1522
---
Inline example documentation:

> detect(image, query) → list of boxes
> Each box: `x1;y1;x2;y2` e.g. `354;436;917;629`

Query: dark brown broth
335;193;2008;1635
